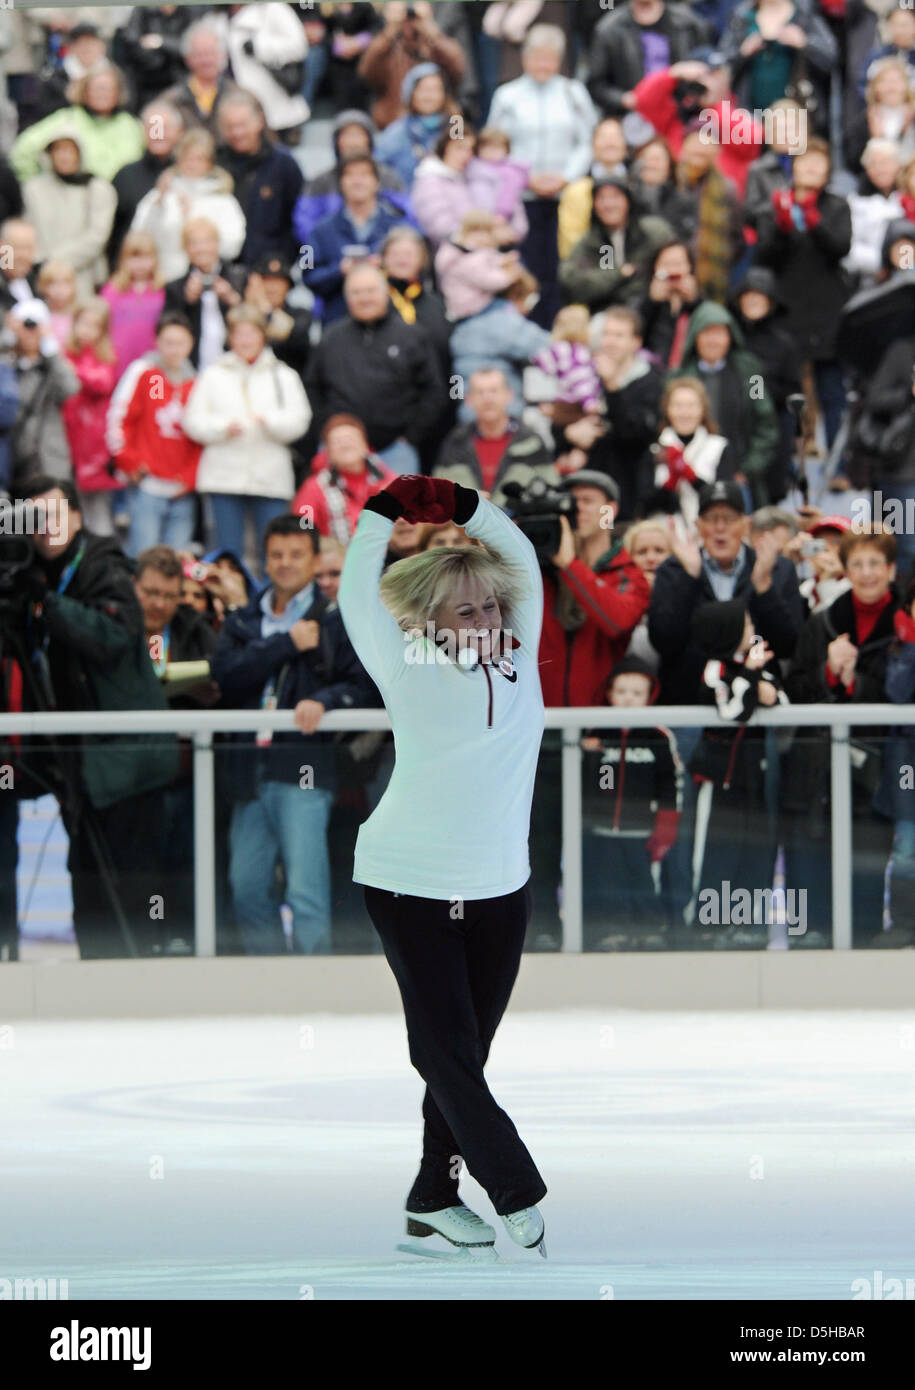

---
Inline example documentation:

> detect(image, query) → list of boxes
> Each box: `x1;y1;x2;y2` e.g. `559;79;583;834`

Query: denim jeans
206;493;290;572
126;488;196;558
376;438;420;475
228;780;333;954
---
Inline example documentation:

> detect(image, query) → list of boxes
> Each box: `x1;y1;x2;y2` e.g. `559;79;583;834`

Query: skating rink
3;1010;913;1301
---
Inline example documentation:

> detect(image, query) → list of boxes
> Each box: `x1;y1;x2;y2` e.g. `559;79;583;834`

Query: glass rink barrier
0;705;911;959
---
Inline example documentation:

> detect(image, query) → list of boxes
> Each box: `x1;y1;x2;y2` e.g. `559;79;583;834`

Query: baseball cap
697;480;746;515
10;298;50;328
252;252;293;282
559;469;620;504
809;514;851;536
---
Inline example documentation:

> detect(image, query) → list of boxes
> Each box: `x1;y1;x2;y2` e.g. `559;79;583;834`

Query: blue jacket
373;113;445;188
302;192;415;322
450;301;551;421
0;360;19;491
210;584;380;799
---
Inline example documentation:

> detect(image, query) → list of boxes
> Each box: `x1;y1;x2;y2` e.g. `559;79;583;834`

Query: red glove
895;608;915;643
364;474;480;526
772;187;795;234
661;444;698;490
646;808;680;863
385;475;456;523
796;189;821;229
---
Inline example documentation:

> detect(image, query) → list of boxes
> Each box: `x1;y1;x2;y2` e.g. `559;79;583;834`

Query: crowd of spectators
2;1;915;961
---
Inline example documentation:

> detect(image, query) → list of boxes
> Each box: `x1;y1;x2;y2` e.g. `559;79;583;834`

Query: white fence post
193;731;216;958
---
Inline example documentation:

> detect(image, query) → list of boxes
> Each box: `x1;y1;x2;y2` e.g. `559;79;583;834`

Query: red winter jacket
115;363;200;493
539;545;651;707
634;70;762;198
62;348;119;492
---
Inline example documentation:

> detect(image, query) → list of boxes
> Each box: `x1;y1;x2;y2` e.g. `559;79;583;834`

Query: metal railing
0;703;904;953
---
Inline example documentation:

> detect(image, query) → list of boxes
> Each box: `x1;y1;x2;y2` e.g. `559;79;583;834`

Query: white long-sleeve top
337;495;545;901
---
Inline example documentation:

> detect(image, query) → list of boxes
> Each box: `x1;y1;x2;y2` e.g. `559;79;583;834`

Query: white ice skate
500;1206;547;1258
396;1203;499;1262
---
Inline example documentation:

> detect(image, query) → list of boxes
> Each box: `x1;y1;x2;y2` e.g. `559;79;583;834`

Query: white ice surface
2;1010;914;1300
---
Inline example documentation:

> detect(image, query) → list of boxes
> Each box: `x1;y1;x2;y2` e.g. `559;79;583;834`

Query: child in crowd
37;259;78;350
532;304;603;422
434;210;523;321
62;298;120;535
100;230;166;373
466;126;529;243
107;310;200;557
580;655;683;948
651;377;733;526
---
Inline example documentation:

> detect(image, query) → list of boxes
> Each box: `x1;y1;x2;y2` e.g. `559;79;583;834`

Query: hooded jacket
183;346;312;499
292;109;406;252
303;191;415;323
11;101;145;183
22;124;116;299
668;300;779;504
560;196;674;311
226;3;310;135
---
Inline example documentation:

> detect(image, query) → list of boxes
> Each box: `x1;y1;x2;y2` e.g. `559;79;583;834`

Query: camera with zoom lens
501;477;578;566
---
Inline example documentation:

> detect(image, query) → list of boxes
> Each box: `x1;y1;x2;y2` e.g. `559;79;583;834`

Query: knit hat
401;62;442;107
605;655;660;703
690;598;748;662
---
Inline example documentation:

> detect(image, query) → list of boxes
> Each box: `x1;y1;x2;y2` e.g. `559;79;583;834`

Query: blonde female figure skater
337;475;548;1259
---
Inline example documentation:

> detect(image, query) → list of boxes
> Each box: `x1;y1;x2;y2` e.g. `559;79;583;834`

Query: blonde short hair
378;543;526;635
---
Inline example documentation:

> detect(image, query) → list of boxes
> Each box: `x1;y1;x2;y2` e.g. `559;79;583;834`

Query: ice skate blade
396;1241;499;1263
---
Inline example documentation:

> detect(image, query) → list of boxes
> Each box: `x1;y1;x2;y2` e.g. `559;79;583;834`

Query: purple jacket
412;156;528;250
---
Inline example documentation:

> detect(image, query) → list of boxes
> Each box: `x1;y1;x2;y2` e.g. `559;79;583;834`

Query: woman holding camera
337;473;548;1258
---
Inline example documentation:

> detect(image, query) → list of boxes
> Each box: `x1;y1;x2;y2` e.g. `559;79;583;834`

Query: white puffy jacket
226;4;309;134
131;171;247;281
182;346;311;499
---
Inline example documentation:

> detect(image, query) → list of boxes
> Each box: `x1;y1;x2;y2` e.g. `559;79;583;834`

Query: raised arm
336;509;410;690
459;493;544;657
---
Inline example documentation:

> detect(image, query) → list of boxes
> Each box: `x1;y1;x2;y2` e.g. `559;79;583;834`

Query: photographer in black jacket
13;474;180;958
211;513;379;954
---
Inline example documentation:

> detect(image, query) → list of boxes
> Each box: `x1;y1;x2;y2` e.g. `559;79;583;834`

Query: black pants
62;788;168;959
363;880;547;1217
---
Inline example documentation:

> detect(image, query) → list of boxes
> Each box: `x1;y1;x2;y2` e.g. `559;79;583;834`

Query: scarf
387;276;422;325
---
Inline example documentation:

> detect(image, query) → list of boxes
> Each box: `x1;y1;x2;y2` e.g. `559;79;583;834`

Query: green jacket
40;531;180;809
11;104;145;183
667;300;778;507
559;212;673;311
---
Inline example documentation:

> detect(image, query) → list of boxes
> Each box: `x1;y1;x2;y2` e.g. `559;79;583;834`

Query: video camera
501;477;578;566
